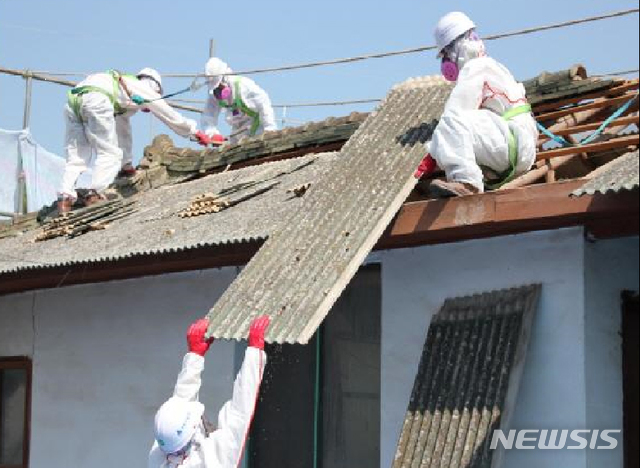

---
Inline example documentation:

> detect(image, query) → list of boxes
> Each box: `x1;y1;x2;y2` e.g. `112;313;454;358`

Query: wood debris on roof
177;182;280;218
35;199;136;242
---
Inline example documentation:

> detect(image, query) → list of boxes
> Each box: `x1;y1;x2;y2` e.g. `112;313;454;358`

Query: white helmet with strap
434;12;476;57
154;397;204;455
205;57;233;89
137;67;163;95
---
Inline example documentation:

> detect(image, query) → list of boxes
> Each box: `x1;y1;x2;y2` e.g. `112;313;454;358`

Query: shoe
57;195;74;214
118;163;137;177
82;189;106;207
428;179;480;198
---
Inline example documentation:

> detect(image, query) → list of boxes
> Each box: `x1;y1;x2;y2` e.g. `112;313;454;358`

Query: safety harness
67;70;136;121
483;103;532;190
216;78;261;137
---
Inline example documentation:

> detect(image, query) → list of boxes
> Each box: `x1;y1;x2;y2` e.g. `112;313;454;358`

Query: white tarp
0;128;69;217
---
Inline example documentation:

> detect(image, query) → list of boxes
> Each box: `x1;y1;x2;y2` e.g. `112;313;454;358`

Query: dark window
249;265;381;468
0;358;31;468
622;291;639;468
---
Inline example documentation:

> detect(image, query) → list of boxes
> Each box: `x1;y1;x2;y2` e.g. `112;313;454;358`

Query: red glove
187;318;214;356
193;131;211;147
211;134;227;146
248;315;271;350
414;153;437;179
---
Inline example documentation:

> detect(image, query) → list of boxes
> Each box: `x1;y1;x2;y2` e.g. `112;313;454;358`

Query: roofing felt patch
572;150;639;197
205;76;453;344
392;284;541;468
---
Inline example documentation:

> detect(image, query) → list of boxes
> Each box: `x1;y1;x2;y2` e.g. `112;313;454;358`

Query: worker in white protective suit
197;58;277;146
58;68;208;213
417;12;538;197
148;315;270;468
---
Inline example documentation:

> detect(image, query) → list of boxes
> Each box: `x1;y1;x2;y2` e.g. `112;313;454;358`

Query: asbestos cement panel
392;284;541;468
205;76;453;344
572;150;639;197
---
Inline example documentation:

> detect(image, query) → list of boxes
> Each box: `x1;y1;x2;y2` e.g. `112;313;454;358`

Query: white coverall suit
430;56;538;191
202;76;277;145
148;348;266;468
59;72;197;199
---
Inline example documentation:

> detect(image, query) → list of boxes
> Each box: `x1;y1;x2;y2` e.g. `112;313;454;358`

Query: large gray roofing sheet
205;76;453;344
392;284;541;468
572;150;639;197
0;153;339;275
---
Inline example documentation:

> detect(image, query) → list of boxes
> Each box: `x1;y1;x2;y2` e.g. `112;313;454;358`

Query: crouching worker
148;315;270;467
420;12;538;197
58;68;205;213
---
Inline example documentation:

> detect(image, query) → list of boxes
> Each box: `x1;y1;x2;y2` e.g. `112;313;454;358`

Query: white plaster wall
0;267;239;468
380;227;589;468
584;236;639;468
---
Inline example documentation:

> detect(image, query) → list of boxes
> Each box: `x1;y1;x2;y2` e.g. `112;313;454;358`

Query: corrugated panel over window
392;284;541;468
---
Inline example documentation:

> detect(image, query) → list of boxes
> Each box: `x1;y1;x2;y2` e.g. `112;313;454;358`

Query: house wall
0;228;635;468
380;227;592;468
0;268;240;468
584;236;639;468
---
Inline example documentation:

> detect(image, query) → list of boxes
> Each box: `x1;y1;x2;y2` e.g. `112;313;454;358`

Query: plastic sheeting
0;128;67;217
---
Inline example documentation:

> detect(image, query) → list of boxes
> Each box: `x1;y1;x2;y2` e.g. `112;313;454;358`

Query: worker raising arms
148;316;270;468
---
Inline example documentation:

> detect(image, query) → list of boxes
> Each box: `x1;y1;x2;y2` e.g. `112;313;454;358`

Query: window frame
0;357;32;468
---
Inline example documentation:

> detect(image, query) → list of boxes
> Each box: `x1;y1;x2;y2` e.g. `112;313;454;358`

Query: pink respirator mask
440;31;484;82
214;85;232;101
441;58;459;82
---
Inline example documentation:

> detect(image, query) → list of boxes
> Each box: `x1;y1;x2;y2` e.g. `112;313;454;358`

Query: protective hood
435;11;476;56
205;58;233;90
154;397;205;454
444;31;486;72
137;67;163;95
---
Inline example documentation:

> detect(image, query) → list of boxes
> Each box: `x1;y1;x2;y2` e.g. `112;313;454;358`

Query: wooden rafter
536;134;639;161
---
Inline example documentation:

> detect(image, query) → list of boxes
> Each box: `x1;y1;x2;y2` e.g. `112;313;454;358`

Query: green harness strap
67;70;136;121
484;104;532;190
217;78;261;136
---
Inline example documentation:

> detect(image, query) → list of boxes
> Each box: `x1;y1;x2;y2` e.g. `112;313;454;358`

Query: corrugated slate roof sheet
0;153;339;274
572;150;639;197
205;76;453;344
392;285;541;468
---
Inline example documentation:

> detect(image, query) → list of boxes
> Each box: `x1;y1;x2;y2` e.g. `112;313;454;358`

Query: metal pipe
0;66;199;113
23;72;33;129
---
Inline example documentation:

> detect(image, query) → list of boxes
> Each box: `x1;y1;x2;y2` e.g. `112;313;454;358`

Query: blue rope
537;93;639;147
132;86;192;105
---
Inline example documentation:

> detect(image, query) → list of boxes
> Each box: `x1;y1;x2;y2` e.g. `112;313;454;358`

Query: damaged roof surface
0;66;636;297
392;285;540;468
205;76;453;344
572;150;639;196
0;153;339;274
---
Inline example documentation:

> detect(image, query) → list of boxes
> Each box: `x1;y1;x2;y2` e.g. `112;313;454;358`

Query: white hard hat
153;397;204;454
137;67;163;94
205;57;232;89
434;12;476;56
